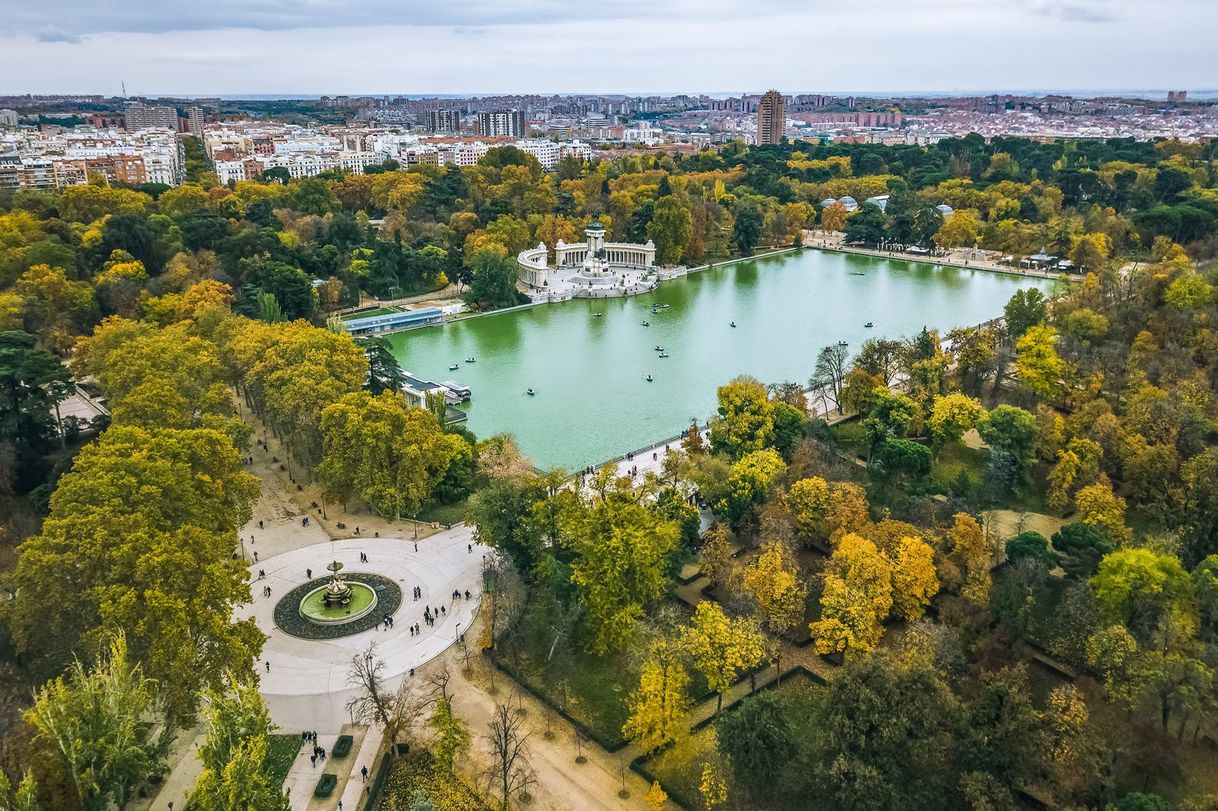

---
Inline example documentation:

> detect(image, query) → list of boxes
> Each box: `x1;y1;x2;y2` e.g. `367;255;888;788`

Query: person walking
265;660;270;673
361;765;368;782
307;568;312;579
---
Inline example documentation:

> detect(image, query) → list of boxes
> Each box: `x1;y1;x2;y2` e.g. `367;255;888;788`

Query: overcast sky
0;0;1213;96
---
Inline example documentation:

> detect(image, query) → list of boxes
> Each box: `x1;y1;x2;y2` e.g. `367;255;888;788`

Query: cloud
33;25;82;43
1024;0;1123;22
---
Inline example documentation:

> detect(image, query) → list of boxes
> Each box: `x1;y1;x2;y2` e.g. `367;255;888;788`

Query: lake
389;249;1058;470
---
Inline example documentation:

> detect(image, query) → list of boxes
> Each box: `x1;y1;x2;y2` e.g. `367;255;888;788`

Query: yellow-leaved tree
686;602;768;711
810;533;893;656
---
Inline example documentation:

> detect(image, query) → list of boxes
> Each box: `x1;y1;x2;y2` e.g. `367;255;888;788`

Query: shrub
314;773;337;798
332;734;353;758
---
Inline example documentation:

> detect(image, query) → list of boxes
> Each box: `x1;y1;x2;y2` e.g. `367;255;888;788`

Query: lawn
342;306;399;320
496;599;711;750
377;749;488;811
265;734;301;792
930;442;987;491
418;498;473;527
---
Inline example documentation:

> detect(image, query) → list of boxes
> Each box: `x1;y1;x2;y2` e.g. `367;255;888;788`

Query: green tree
1052;522;1114;579
1004;288;1047;341
317;390;461;519
359;335;407;395
0;330;72;479
732;203;765;255
464;247;521;310
190;677;289;811
12;425;263;721
25;635;166;811
811;651;961;811
563;479;680;653
647;196;693;264
1091;548;1197;648
714;691;796;797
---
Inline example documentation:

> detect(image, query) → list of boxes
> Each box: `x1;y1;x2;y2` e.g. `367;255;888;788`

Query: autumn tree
562;479;680;653
429;697;472;773
941;512;992;602
810;533;893;656
928;392;983;452
622;634;692;753
709;376;773;459
742;540;808;676
686;602;768;711
1015;324;1071;401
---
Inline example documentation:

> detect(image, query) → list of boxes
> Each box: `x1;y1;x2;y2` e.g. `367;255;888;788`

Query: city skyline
1;0;1215;95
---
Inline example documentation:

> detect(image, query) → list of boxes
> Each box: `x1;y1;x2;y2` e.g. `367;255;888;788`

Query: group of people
380;612;395;630
302;730;327;768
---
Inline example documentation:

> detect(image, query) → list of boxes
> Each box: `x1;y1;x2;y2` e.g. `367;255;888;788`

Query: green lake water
389;249;1058;470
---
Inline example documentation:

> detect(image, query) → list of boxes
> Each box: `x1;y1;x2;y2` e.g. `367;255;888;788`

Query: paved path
238;531;488;732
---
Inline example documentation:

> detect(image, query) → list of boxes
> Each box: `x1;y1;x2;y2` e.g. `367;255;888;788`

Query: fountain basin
299;582;378;625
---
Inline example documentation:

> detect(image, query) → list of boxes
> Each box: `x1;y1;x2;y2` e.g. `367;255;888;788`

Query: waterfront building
517;220;657;299
342;308;445;337
757;90;787;144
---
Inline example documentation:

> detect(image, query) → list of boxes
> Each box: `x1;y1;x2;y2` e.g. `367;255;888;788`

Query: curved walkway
236;530;488;729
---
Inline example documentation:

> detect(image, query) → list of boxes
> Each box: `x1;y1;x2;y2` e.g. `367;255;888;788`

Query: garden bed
376;749;488;811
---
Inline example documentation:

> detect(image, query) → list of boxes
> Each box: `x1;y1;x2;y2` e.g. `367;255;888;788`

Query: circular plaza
239;528;488;728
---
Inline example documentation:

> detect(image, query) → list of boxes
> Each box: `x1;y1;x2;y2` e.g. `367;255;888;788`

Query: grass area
828;420;868;459
377;749;488;811
418;498;472;527
265;734;301;792
342;306;399;320
930;443;987;491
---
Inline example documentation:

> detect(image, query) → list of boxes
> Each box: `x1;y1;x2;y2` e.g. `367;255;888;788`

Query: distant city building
186;107;206;137
427;109;462;133
124;103;178;131
756;90;787;145
478;110;525;138
0;109;17;127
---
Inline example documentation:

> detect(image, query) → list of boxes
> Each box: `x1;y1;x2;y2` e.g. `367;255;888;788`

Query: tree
1053;522;1114;580
742;540;807;638
318;391;462;519
648;196;693;264
721;448;785;525
347;642;403;734
464;247;521;310
1091;548;1197;649
810;533;893;656
190;676;289;811
709;376;773;459
933;209;980;248
1075;479;1131;546
686;601;768;711
821;201;849;232
622;636;691;754
699;761;729;810
811;343;850;414
1004;288;1047;341
12;425;262;721
889;535;940;621
768;400;807;460
429;697;471;773
1006;531;1053;566
481;695;536;811
714;691;796;797
0;330;72;480
25;635;166;811
360;335;407;395
843;203;887;246
943;512;992;602
812;651;961;810
563;481;680;653
732;203;764;255
978;404;1038;482
646;781;669;811
928;392;983;451
1015;325;1070;401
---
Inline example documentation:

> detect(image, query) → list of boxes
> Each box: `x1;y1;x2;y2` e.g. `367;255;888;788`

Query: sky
0;0;1214;97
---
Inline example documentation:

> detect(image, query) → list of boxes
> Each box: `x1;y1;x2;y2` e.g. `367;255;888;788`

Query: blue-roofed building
342;307;443;336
